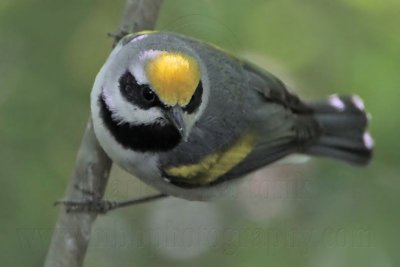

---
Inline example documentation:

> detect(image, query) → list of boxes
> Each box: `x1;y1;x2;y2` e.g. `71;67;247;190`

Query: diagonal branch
43;1;163;267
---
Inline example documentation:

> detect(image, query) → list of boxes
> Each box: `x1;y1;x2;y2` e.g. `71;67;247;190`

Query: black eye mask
183;81;203;114
118;71;163;109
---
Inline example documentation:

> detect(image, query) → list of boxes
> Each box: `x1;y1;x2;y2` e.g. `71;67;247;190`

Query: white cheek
112;103;164;125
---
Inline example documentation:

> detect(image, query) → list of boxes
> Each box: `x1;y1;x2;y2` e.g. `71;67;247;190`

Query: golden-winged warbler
86;31;373;211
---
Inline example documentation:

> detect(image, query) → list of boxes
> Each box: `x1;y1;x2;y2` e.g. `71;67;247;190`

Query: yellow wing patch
145;52;200;106
165;133;256;185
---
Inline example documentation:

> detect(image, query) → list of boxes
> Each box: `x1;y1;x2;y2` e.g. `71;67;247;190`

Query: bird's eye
119;71;160;109
141;86;156;103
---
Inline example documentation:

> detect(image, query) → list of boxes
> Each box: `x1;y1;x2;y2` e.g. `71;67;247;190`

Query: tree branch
43;1;163;266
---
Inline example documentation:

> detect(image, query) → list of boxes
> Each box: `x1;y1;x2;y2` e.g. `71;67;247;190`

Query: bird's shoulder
241;60;313;114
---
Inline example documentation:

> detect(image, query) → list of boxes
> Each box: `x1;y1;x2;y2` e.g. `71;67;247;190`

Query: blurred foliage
0;0;399;266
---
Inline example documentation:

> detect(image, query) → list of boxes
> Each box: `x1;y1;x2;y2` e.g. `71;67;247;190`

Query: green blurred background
1;0;399;266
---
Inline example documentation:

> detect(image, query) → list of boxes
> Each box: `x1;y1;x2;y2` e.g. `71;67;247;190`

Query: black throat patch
98;94;181;152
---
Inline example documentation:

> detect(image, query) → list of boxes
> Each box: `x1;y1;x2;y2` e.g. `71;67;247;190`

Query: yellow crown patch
145;52;200;106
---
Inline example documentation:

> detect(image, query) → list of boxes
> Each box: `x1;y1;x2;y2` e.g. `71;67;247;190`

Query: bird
80;31;373;212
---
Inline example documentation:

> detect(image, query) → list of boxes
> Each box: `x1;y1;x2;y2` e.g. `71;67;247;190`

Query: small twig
54;193;168;214
43;1;163;267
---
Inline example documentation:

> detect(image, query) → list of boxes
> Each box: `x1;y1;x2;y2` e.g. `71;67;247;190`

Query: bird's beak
165;106;187;140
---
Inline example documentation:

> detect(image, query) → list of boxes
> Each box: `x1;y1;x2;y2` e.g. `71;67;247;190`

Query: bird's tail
305;95;373;165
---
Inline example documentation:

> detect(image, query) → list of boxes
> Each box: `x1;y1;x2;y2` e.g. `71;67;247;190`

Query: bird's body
91;32;373;201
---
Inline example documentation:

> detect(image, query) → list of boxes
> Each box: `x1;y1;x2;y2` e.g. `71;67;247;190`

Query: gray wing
216;60;321;182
